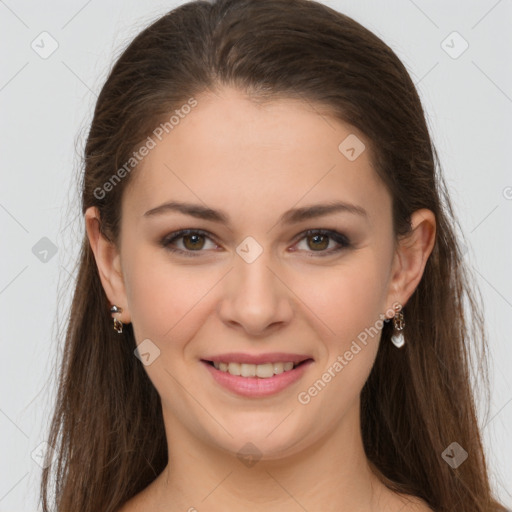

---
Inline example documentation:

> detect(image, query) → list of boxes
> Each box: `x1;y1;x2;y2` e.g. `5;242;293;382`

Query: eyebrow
143;199;368;225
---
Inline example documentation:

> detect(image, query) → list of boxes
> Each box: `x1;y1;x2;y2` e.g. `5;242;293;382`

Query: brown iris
182;233;206;250
307;233;329;251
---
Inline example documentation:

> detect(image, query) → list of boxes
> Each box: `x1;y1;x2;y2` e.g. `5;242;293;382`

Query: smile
211;360;299;378
201;358;314;398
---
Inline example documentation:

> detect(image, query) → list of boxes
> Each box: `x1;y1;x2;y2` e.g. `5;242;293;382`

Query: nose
217;248;294;337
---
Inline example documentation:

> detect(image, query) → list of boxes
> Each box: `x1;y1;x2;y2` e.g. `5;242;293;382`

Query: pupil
184;234;204;250
310;234;328;250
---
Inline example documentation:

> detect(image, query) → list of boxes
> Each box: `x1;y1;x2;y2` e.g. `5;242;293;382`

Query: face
113;86;401;459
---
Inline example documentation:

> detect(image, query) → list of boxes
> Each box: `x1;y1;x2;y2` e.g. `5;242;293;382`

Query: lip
201;358;314;398
203;352;313;365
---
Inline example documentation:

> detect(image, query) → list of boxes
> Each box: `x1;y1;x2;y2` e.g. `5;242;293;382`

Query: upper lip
202;353;313;365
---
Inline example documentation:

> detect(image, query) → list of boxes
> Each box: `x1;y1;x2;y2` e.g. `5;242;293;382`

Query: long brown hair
40;0;507;510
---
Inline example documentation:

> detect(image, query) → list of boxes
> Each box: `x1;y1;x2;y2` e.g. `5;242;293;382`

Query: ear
84;206;131;324
385;208;436;313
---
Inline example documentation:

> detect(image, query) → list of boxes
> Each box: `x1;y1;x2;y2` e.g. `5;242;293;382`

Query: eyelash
160;228;352;258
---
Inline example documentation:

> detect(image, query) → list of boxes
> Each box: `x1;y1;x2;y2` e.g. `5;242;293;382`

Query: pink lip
201;359;314;398
203;352;313;365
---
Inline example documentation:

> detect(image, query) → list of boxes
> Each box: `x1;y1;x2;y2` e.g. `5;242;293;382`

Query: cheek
123;249;222;347
123;249;187;339
292;258;387;415
296;257;387;342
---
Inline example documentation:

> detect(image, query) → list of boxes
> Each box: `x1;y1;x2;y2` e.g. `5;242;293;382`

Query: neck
150;401;389;512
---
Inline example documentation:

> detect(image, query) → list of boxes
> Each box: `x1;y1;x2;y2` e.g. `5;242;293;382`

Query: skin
86;86;436;511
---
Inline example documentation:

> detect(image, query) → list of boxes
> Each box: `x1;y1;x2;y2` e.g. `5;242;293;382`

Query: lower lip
201;360;314;398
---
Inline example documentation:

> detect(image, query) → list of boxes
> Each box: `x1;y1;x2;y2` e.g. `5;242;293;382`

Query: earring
390;303;405;348
110;305;123;334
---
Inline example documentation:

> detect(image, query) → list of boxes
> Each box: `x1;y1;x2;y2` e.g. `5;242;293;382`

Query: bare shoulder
409;501;435;511
116;471;169;512
395;494;435;512
116;496;140;512
377;487;434;512
410;501;435;511
115;487;153;512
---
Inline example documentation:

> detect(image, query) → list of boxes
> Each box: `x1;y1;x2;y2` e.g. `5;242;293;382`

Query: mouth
200;355;314;398
201;359;312;378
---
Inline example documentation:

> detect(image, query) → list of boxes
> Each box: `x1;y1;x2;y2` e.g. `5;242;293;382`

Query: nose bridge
237;247;275;297
235;243;280;307
219;239;292;334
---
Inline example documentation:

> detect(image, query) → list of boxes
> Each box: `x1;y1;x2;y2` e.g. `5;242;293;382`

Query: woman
40;0;507;510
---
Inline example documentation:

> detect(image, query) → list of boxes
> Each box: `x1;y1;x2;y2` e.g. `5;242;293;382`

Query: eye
292;229;351;256
161;228;351;258
161;229;219;257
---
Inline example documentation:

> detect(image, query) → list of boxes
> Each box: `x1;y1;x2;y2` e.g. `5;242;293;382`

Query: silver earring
110;305;123;334
390;303;405;348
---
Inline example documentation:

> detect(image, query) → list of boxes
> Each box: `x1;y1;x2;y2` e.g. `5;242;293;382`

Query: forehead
122;87;389;226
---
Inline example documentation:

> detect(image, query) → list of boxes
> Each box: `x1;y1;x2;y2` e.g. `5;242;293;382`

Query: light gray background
1;0;511;510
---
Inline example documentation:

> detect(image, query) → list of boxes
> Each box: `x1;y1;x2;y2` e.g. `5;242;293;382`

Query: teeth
212;361;298;378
